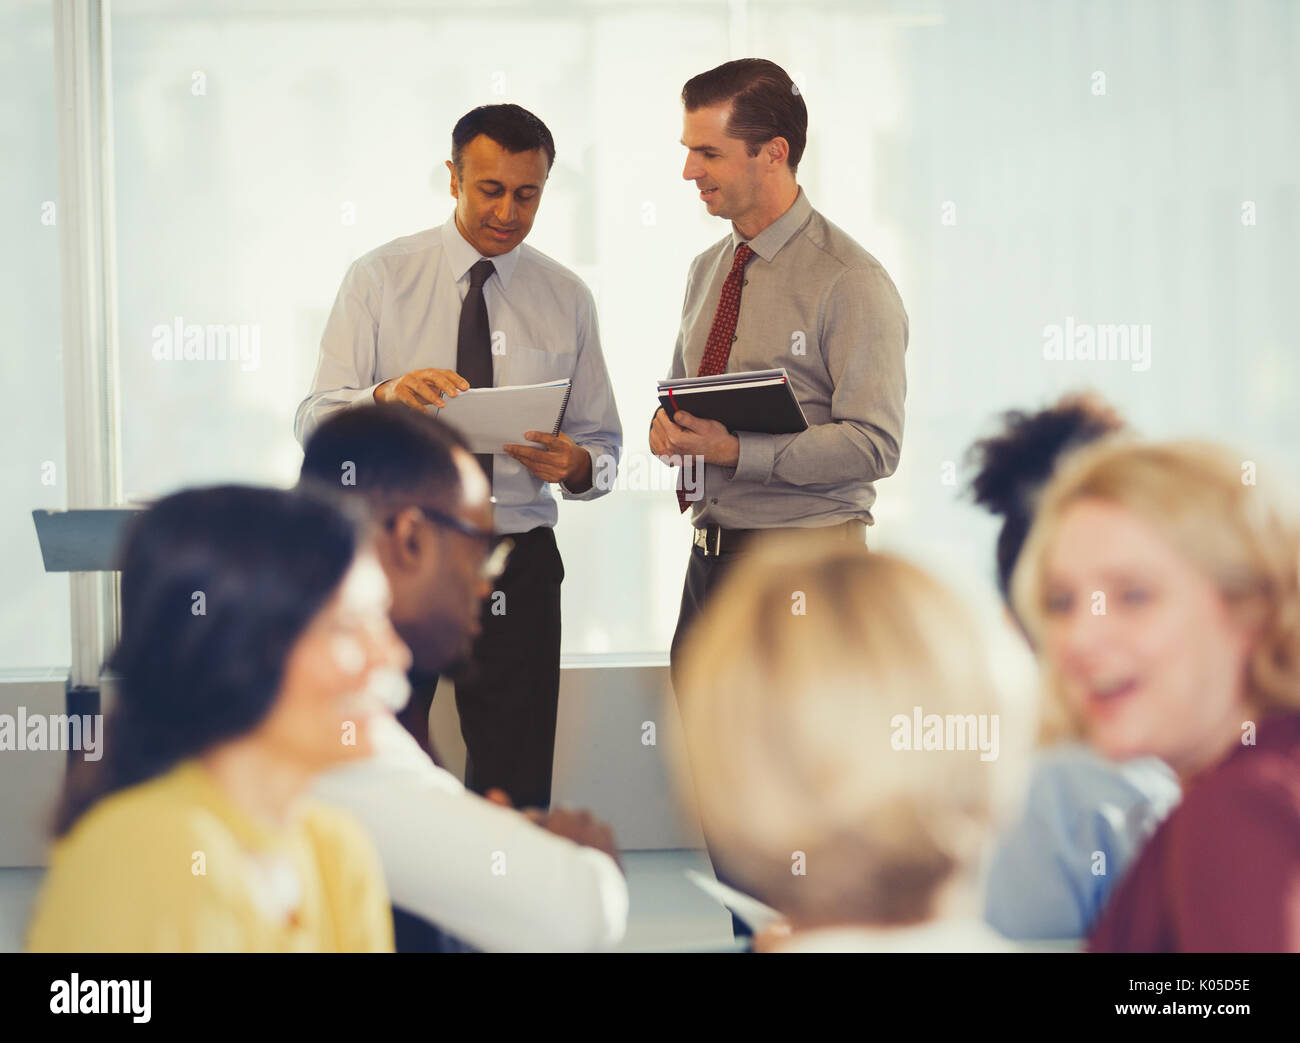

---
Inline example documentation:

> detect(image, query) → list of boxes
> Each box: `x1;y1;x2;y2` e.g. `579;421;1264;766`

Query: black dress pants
670;545;753;938
670;545;742;689
669;530;865;941
430;525;564;811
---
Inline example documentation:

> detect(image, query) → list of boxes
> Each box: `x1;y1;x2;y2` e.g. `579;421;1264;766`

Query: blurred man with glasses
301;404;627;952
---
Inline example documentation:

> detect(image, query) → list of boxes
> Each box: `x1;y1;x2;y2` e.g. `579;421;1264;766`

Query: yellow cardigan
27;759;394;953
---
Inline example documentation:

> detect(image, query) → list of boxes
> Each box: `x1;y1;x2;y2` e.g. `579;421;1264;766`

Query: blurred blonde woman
1012;439;1300;952
674;537;1019;952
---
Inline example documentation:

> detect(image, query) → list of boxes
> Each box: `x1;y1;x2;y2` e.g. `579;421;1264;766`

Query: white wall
433;662;706;851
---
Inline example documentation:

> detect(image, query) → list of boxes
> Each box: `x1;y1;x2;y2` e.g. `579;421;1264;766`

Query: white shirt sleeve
294;258;385;446
313;713;628;953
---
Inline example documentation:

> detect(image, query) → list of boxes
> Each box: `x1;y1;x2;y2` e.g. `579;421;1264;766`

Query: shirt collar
441;210;522;291
729;186;812;262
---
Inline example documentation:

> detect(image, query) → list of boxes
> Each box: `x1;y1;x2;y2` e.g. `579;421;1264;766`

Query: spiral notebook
428;379;572;454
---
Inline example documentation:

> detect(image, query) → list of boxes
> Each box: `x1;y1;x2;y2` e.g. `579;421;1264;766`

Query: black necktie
456;258;496;483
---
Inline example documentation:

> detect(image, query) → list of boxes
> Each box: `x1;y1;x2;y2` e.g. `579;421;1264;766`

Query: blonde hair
1011;438;1300;741
673;536;1012;927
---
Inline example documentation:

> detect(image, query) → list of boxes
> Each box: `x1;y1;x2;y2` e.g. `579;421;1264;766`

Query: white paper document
684;869;785;932
428;379;572;454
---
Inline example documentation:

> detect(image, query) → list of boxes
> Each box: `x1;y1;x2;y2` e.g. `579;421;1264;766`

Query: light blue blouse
984;744;1181;941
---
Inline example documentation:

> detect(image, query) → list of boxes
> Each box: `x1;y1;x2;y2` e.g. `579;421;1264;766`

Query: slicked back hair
682;58;808;173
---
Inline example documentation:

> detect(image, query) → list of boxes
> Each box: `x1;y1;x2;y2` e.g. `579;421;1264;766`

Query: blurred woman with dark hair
27;485;408;952
967;393;1180;942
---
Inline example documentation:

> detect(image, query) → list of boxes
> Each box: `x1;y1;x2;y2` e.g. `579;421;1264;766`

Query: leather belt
692;520;867;557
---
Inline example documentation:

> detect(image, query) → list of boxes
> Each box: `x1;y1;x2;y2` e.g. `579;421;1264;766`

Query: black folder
657;368;809;435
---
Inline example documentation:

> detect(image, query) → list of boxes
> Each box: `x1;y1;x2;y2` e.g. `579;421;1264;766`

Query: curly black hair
966;392;1125;602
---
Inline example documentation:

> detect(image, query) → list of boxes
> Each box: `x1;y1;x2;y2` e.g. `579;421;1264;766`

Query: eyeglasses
388;505;512;582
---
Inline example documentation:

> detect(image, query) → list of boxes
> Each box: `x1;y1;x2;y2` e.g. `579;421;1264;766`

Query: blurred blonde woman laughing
1012;439;1300;952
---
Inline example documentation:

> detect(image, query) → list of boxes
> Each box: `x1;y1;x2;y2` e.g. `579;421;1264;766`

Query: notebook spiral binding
551;382;574;435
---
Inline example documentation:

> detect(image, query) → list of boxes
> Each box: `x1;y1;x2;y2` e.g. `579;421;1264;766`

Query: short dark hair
56;484;365;835
966;392;1126;603
451;103;556;175
300;404;471;518
682;58;808;173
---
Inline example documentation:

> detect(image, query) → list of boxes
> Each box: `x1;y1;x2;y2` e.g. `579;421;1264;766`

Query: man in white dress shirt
296;104;622;810
303;404;627;952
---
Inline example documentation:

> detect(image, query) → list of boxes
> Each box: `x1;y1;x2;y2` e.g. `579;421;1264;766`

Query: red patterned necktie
678;242;756;512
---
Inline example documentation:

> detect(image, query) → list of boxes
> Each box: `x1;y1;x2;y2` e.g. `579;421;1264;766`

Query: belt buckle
694;525;723;556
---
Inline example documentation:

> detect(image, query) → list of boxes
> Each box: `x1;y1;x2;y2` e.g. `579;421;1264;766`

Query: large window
0;0;69;672
10;0;1297;667
109;0;736;656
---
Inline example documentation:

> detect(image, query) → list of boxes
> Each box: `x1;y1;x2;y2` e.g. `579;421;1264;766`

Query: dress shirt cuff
345;382;385;407
296;383;387;445
732;431;776;484
560;445;604;500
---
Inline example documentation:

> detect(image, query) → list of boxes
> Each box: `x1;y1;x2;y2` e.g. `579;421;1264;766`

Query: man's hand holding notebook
656;368;808;436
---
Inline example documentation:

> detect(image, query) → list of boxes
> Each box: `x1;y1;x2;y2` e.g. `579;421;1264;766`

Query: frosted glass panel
0;0;69;671
107;0;1300;655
